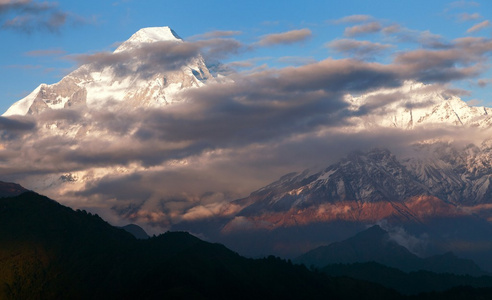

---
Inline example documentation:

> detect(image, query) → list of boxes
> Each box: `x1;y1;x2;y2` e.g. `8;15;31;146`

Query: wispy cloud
466;20;490;33
447;0;480;9
393;36;492;82
478;78;492;87
327;39;393;60
458;12;481;21
3;64;42;70
344;22;382;37
24;48;66;57
467;98;482;106
383;25;450;49
332;14;373;24
190;30;242;40
257;28;312;46
0;0;87;33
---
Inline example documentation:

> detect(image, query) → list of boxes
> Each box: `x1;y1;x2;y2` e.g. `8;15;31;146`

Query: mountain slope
225;148;463;233
402;141;492;205
224;144;492;232
237;149;428;211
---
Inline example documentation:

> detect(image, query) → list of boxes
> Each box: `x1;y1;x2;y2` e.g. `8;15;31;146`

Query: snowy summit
2;26;208;117
114;26;182;53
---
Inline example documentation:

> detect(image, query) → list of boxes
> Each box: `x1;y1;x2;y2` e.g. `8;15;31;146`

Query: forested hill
0;191;400;300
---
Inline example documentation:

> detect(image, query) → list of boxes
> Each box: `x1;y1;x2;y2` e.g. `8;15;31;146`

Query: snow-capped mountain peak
114;26;182;53
2;26;209;117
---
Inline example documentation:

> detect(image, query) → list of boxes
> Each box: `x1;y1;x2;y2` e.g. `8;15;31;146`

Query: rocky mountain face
3;26;210;117
225;147;482;232
403;141;492;206
239;148;428;209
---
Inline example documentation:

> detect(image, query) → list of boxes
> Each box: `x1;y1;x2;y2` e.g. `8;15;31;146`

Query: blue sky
1;0;492;113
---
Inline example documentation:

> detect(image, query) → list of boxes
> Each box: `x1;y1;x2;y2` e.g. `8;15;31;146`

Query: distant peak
353;225;388;239
115;26;182;53
366;225;386;233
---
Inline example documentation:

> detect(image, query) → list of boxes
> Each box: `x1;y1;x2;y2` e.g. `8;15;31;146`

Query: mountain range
3;26;492;274
172;146;492;270
223;146;492;229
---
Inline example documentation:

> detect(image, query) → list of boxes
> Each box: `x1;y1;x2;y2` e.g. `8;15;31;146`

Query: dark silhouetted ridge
0;191;404;300
323;261;492;295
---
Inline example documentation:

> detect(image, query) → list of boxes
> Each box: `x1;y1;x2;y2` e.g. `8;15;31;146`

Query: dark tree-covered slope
323;262;492;295
0;191;402;300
